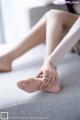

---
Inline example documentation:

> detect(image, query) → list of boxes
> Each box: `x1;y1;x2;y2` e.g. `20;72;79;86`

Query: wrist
44;59;57;69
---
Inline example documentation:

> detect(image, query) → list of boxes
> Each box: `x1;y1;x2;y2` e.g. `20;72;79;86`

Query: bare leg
17;10;78;93
0;15;46;72
43;10;78;92
42;10;65;92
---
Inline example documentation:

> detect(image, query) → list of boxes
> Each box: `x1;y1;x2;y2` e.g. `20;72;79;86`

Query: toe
17;81;26;89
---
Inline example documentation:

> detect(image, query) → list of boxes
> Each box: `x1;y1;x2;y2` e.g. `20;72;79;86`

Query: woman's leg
17;10;78;93
43;11;79;92
0;15;46;72
45;10;78;59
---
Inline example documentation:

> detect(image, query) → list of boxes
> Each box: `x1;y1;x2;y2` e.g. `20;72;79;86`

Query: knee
45;9;66;22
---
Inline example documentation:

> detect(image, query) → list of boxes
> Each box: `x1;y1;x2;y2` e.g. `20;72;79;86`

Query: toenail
22;83;26;86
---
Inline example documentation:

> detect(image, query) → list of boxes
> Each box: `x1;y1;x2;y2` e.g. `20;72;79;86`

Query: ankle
2;54;13;63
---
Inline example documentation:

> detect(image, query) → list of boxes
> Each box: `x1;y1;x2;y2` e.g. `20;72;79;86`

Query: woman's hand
36;61;60;90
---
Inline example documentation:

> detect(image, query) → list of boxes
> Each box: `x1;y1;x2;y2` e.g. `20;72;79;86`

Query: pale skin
0;10;79;93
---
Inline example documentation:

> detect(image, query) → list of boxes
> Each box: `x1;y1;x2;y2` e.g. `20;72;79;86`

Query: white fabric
48;17;80;67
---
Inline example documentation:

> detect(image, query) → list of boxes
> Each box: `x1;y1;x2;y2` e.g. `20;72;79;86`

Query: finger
40;74;43;78
36;70;42;78
44;75;56;88
44;71;56;86
43;70;59;89
54;72;59;85
43;75;52;89
43;70;49;80
46;76;56;89
42;72;51;89
42;70;49;87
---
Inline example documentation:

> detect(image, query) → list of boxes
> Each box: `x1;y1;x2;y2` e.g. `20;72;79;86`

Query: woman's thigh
47;9;79;35
61;11;79;33
60;11;80;54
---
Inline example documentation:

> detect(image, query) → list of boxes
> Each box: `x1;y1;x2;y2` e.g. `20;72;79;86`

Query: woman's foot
36;61;61;93
43;84;61;93
17;78;43;93
17;77;61;93
0;55;12;72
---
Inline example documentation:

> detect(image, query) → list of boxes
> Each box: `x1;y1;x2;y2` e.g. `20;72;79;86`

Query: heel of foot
43;85;61;93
